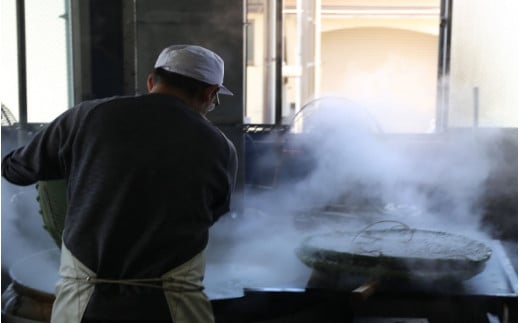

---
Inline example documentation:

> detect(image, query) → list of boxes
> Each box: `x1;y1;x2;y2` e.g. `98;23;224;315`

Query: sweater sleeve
1;109;77;186
212;137;238;221
227;138;238;192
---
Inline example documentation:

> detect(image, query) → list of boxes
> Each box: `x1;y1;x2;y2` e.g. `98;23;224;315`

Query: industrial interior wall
132;0;244;126
449;0;519;128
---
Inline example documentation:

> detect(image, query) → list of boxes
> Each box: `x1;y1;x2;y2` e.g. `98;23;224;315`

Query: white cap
154;45;233;95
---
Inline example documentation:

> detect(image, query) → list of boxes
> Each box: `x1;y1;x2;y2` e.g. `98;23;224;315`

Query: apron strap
61;275;203;292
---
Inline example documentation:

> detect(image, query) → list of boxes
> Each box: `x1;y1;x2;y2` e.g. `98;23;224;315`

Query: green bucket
36;180;67;247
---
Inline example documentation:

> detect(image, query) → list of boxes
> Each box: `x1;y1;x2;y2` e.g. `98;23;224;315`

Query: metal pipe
435;0;452;132
122;0;138;95
473;86;479;127
70;0;92;102
263;0;276;124
295;0;302;114
300;0;317;106
274;0;283;125
16;0;27;126
314;0;321;97
63;0;74;108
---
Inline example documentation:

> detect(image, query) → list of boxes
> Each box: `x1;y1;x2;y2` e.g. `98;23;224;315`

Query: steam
1;180;57;287
206;96;511;294
248;96;498;234
1;130;57;291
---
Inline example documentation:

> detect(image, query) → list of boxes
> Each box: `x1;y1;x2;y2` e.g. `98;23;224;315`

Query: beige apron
50;243;214;323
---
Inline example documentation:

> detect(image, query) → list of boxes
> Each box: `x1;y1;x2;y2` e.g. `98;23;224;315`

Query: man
2;44;238;322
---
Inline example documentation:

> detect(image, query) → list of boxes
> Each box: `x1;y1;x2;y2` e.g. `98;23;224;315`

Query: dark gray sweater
2;93;237;320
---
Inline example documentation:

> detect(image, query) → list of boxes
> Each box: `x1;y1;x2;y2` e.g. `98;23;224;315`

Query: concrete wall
449;0;519;127
320;27;438;133
132;0;244;125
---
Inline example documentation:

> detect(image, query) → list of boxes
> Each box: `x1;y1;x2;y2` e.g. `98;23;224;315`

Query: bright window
0;0;71;125
245;0;518;132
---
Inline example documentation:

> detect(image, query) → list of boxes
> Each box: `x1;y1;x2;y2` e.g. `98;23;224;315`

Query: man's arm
2;110;76;185
211;137;238;222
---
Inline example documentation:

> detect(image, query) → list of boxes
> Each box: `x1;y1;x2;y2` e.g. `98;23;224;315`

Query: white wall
320;27;438;133
449;0;519;127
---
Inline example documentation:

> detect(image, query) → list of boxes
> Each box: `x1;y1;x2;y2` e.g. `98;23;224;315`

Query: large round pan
296;228;492;282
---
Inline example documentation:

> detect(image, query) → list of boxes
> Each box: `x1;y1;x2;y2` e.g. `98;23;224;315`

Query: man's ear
147;74;154;92
203;85;220;102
